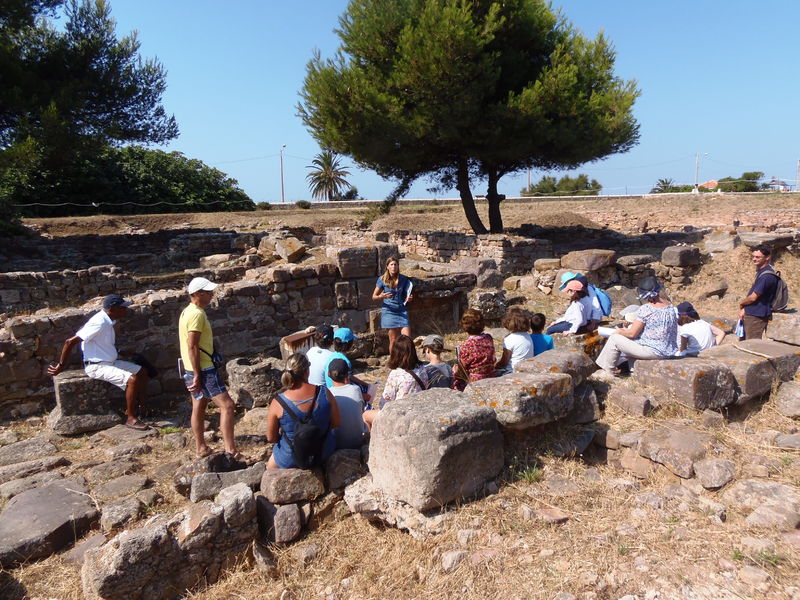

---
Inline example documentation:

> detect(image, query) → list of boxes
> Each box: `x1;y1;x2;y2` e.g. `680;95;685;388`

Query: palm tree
305;151;351;201
650;178;676;193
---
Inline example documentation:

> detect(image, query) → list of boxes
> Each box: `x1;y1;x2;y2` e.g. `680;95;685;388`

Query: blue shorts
184;368;227;400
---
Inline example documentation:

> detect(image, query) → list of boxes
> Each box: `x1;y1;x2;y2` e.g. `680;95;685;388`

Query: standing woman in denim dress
372;255;413;354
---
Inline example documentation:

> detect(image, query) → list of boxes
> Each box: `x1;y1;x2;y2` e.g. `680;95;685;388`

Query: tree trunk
456;157;487;235
486;169;505;233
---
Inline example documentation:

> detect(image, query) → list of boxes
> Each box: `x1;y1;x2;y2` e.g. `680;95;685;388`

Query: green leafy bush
255;201;271;210
295;200;312;209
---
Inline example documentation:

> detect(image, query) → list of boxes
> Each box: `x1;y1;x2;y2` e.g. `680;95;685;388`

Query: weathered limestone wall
0;257;475;420
0;266;137;314
0;228;249;273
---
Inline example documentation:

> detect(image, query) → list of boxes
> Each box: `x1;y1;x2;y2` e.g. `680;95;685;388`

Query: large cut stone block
769;313;800;346
552;332;606;361
776;380;800;418
701;345;782;404
464;372;573;429
560;249;616;272
735;339;800;381
515;350;597;385
49;370;124;434
274;237;307;263
0;479;99;567
326;245;378;279
704;230;740;253
259;468;325;504
369;389;503;511
225;357;283;409
633;358;735;410
738;231;795;249
661;245;701;267
637;426;710;478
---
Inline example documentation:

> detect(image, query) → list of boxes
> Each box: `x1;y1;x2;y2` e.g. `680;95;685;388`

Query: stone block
0;435;58;467
467;288;507;321
225;357;283;409
661;245;701;267
735;339;800;381
190;462;266;502
606;387;653;416
173;452;248;497
464;372;573;429
49;370;125;434
274;237;307;263
560;249;616;272
325;449;367;489
369;389;504;511
694;458;735;489
704;230;740;253
199;253;235;268
259;468;325;504
769;312;800;346
327;245;378;279
552;331;606;361
476;269;504;289
562;382;600;424
0;479;99;567
515;350;597;385
616;254;657;267
256;496;303;543
0;456;69;485
738;230;794;249
701;344;784;404
633;358;735;410
775;380;800;418
637;426;710;478
375;242;400;273
533;258;561;271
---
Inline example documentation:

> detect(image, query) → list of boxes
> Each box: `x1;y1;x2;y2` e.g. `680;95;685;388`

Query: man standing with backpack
738;245;788;340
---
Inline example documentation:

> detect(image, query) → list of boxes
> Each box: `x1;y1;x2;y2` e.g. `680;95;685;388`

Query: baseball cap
421;334;444;350
564;279;585;292
315;324;334;341
187;277;218;295
327;358;350;381
333;327;356;343
558;271;578;291
103;294;132;309
677;301;695;315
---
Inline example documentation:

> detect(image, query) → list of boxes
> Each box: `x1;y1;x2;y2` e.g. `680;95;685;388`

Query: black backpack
274;387;327;469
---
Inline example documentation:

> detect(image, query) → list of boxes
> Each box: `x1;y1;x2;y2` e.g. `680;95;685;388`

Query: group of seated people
266;273;724;469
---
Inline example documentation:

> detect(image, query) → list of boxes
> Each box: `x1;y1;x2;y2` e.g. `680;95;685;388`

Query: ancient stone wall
0;266;137;314
0;228;247;273
0;256;476;420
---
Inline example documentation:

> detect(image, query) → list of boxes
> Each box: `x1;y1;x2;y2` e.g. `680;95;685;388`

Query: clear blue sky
100;0;800;202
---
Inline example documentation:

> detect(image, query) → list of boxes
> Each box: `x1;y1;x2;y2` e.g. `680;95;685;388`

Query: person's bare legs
124;371;147;426
362;409;378;430
191;395;211;456
401;325;411;338
134;368;149;419
212;391;238;455
388;328;400;354
266;455;279;469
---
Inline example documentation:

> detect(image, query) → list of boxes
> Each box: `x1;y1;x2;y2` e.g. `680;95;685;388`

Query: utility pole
280;144;286;203
796;159;799;192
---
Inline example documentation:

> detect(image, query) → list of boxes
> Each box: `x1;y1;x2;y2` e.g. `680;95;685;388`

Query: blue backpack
589;285;613;317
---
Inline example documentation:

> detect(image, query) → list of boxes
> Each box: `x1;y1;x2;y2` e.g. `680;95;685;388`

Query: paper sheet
404;280;413;304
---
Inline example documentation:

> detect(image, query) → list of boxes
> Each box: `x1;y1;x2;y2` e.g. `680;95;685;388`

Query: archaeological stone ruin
1;217;800;599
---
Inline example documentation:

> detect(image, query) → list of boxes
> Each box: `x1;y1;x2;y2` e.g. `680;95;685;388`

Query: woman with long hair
266;353;340;469
372;255;412;353
362;334;428;429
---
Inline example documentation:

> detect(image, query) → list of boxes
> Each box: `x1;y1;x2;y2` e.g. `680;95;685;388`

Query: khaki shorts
85;360;141;390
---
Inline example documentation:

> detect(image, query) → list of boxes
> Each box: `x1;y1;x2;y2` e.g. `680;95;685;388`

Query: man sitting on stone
48;294;150;430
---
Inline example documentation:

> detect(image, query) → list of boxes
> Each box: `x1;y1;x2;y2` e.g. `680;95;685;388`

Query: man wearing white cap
179;277;240;459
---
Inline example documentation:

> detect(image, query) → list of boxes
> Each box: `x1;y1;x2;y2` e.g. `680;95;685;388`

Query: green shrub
295;200;312;209
255;201;271;211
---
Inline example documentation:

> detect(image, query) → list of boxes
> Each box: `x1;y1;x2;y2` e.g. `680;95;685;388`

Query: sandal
125;420;151;431
195;447;215;459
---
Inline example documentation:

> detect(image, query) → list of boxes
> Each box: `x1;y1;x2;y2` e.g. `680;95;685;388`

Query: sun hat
187;277;218;295
564;279;585;292
103;294;132;309
636;276;661;300
333;327;356;343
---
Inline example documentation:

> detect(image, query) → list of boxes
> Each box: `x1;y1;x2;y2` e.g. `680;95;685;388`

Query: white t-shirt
678;320;715;354
503;332;534;370
556;301;588;333
306;346;333;386
76;310;118;362
332;383;368;450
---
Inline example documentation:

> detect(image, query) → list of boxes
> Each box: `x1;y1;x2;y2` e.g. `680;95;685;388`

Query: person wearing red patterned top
453;309;497;391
